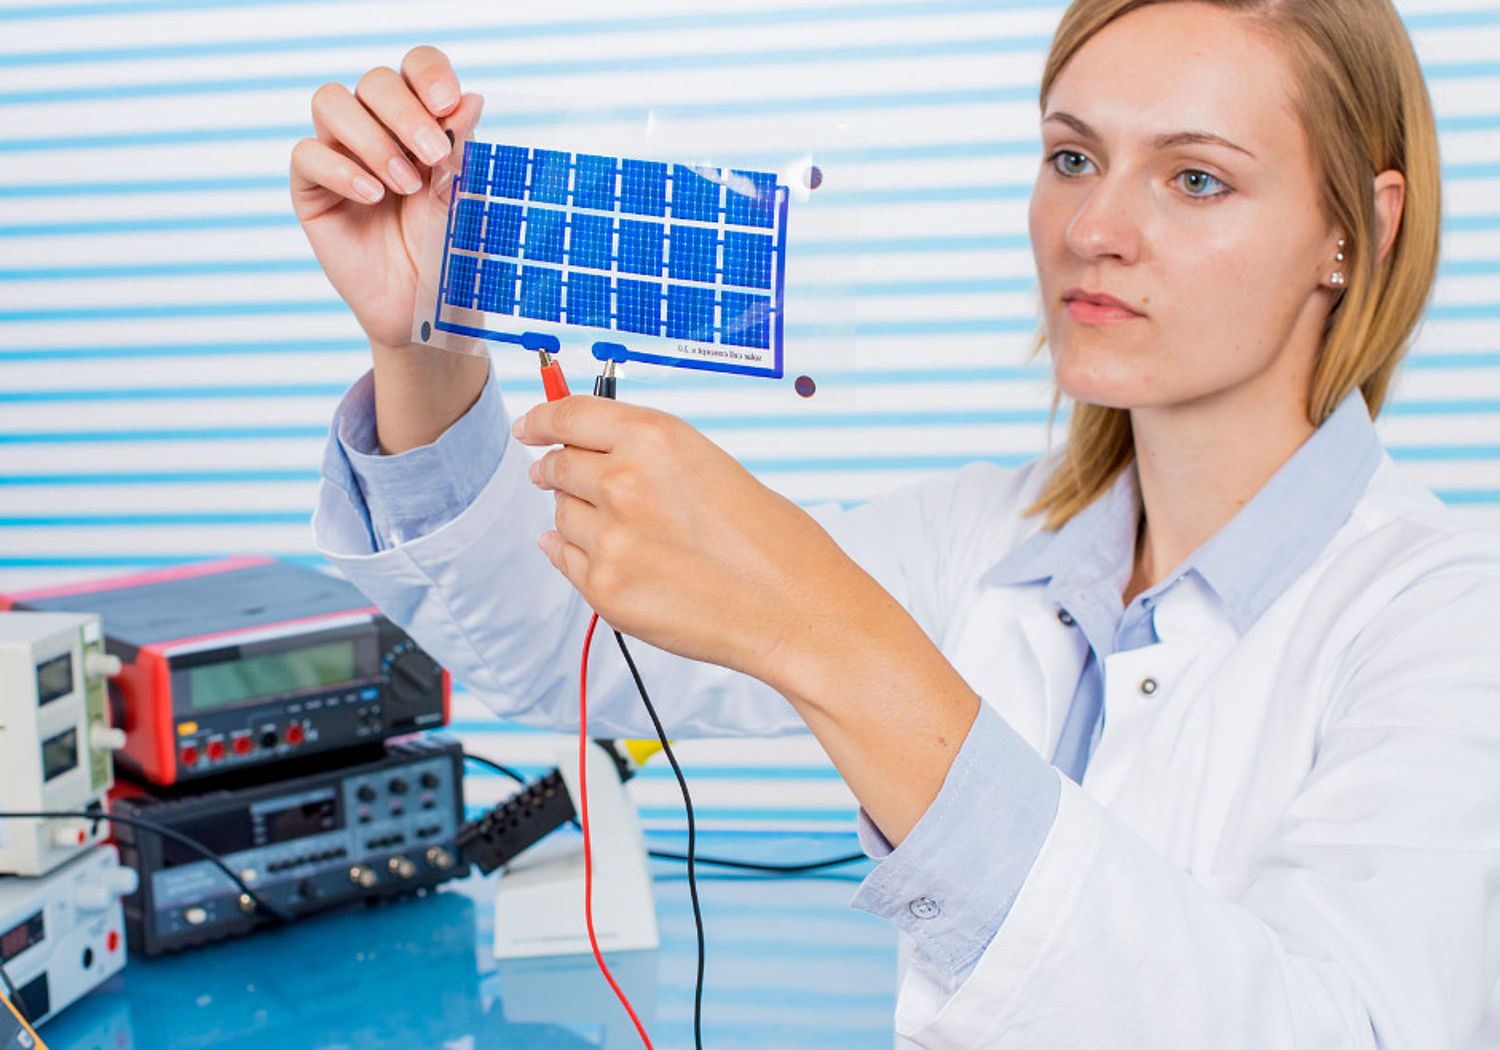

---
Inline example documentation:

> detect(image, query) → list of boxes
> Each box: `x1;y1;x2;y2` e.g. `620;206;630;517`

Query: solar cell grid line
431;140;789;377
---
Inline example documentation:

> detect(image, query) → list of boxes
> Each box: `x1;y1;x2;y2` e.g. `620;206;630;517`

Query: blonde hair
1027;0;1442;529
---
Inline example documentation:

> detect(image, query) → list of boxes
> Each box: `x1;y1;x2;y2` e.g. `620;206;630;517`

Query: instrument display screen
187;640;357;712
0;911;43;965
40;729;78;782
35;651;73;706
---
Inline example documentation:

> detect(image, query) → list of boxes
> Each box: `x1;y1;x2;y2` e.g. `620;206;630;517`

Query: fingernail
428;84;459;112
352;174;384;203
528;460;541;484
388;156;422;195
414;126;448;166
511;416;525;438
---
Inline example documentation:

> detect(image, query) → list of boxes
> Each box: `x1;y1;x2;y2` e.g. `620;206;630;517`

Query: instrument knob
387;856;416;879
348;865;377;889
425;847;454;870
386;649;441;707
84;651;122;679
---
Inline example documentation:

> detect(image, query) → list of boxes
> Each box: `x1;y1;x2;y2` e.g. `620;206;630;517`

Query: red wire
580;611;656;1050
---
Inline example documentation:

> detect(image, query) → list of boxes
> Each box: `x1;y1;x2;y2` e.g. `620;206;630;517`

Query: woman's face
1029;1;1341;416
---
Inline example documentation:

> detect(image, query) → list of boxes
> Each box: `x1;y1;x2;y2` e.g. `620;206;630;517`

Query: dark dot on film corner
804;166;823;190
420;321;432;341
445;129;455;146
795;375;816;398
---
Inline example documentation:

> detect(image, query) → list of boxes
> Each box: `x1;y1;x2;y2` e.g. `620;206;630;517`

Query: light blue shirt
322;371;1381;982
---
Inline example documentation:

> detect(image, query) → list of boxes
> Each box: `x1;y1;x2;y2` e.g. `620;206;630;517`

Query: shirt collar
984;390;1383;634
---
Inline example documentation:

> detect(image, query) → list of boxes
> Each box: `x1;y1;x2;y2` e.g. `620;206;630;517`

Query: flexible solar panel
427;141;790;379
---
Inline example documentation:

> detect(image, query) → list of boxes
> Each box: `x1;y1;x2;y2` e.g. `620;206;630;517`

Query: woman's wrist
369;340;490;454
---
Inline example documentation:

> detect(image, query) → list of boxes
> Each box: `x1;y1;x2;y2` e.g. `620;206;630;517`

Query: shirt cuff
849;701;1061;980
330;365;510;551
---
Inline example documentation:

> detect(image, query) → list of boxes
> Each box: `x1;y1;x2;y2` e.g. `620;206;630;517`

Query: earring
1328;237;1347;287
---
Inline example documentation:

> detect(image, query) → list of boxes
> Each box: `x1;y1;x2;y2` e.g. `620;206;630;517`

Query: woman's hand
513;395;867;688
514;394;984;844
290;46;482;352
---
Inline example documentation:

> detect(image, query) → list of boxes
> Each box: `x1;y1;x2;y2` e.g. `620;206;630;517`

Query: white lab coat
315;436;1500;1049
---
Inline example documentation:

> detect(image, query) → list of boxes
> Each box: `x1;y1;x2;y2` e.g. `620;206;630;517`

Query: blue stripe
0;260;323;281
0;0;1056;63
0;384;346;402
637;806;854;823
0;471;319;485
0;553;326;568
0;339;367;361
1435;490;1500;505
0;36;1051;106
0;214;295;237
0;513;312;527
1389;446;1500;462
4;43;1491;108
0;426;329;443
0;0;367;17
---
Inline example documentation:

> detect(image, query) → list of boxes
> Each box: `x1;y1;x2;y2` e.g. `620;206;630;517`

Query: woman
299;0;1500;1045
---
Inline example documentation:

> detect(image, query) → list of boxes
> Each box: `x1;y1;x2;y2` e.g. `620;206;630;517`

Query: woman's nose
1064;176;1143;265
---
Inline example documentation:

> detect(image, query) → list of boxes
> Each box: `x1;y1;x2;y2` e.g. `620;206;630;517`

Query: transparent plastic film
411;92;860;403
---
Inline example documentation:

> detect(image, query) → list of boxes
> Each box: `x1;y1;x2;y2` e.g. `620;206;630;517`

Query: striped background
2;0;1498;835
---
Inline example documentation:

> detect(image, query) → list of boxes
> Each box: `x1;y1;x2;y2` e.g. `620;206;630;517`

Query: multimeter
3;559;450;787
0;992;44;1050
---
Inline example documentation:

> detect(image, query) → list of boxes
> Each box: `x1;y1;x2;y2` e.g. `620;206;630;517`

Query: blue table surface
40;833;897;1050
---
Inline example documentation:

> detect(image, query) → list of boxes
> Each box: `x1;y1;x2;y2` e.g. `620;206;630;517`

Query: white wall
2;0;1497;831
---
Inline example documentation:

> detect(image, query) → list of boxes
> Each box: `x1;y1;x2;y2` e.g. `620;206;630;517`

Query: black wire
612;629;705;1050
0;956;25;1025
648;849;868;874
461;752;528;785
0;810;294;924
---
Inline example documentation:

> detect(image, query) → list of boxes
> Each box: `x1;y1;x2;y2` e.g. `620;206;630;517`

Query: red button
180;745;199;767
107;929;120;953
232;735;252;756
285;724;305;746
206;739;226;761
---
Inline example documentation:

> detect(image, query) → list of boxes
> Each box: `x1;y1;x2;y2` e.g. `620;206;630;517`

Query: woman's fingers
354;65;451;170
515;394;676;456
290;136;386;211
400;46;462;118
311;80;423;196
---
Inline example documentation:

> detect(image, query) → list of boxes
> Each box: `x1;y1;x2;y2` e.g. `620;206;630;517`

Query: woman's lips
1063;289;1144;325
1066;299;1143;323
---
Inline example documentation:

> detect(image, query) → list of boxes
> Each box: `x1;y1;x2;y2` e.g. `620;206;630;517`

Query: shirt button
908;896;942;920
1139;676;1159;696
1056;609;1075;626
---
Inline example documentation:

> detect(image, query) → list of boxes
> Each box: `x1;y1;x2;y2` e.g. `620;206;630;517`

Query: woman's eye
1177;169;1228;198
1049;150;1094;176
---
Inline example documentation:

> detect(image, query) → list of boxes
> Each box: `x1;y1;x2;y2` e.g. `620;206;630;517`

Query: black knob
388;777;409;795
356;785;376;803
298;880;320;900
386;650;441;707
419;772;440;790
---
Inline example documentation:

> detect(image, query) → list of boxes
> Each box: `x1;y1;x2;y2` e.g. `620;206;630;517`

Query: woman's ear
1372;170;1406;265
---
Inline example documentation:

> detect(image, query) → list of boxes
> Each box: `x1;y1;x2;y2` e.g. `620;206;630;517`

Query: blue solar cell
460;142;492;196
618;219;664;276
492;145;529;199
666;285;715;342
477;260;517;314
569;214;614;271
617;279;661;335
620;160;667;216
444;254;477;309
520;267;562;321
574;154;617;211
523;209;566;263
671;165;720;222
531;149;571;205
723;231;774;289
668;225;717;283
724;170;777;229
567;272;611;329
484;202;523;257
722;291;771;348
452;198;484;252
